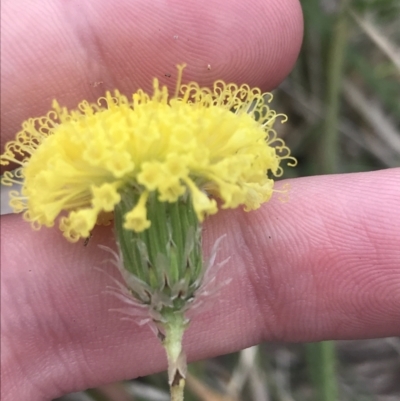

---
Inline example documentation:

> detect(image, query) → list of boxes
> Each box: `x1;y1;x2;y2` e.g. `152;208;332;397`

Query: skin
1;1;399;400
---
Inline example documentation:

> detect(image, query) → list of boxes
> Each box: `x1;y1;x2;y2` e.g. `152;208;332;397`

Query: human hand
2;1;399;401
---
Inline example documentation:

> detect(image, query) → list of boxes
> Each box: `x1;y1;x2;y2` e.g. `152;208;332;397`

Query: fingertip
88;0;303;90
1;0;303;144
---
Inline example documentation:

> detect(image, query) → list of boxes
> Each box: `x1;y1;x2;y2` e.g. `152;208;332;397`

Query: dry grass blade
274;349;296;401
226;346;270;401
186;373;239;401
96;383;133;401
385;337;400;356
123;381;170;401
350;10;400;71
226;346;257;396
279;82;398;167
342;78;400;155
54;393;95;401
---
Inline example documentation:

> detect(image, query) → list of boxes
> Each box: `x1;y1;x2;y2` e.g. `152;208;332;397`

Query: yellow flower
1;65;298;401
1;64;295;242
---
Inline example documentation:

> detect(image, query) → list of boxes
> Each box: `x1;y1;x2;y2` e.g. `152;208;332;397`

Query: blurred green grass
55;0;400;400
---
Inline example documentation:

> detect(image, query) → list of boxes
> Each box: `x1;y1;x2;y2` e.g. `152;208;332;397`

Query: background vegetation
56;0;400;400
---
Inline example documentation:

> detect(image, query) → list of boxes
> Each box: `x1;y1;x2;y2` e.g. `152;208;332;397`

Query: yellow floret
124;191;151;232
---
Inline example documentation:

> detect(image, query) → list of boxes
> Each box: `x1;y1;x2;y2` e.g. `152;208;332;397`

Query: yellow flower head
1;64;295;242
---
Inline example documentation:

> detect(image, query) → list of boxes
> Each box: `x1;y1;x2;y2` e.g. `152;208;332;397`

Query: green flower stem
170;382;185;401
320;0;349;174
161;309;187;401
306;341;338;401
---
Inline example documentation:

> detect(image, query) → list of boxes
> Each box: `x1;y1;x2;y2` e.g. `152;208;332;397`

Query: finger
1;0;303;146
2;169;399;401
